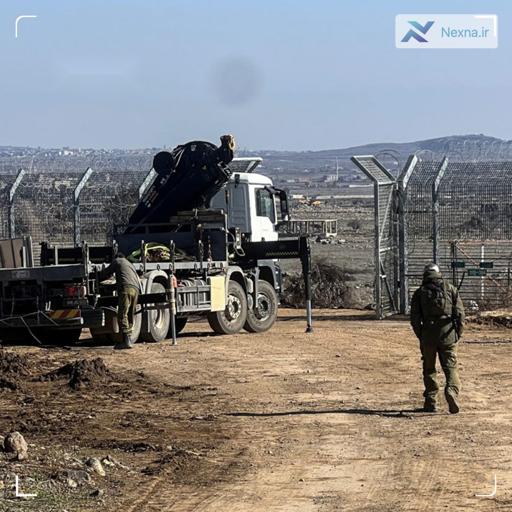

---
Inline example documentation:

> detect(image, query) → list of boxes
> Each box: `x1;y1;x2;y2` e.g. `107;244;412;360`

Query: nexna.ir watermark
396;14;498;49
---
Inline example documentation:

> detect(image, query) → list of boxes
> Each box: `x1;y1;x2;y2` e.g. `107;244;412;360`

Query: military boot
114;333;133;350
445;391;460;414
423;399;437;413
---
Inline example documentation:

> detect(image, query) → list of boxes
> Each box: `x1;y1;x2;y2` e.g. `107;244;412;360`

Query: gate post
73;168;93;246
397;154;418;314
351;156;397;318
8;168;25;238
432;157;448;264
373;182;381;317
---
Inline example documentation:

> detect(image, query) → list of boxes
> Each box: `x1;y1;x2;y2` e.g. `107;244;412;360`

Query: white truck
0;138;312;345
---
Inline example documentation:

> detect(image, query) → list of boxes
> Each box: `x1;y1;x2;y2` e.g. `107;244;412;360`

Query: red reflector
64;285;86;297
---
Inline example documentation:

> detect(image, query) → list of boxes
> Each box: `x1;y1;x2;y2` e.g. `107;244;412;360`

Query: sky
0;0;511;150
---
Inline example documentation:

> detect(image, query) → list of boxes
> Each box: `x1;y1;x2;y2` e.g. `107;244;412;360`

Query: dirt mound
0;350;31;390
282;260;369;309
43;357;112;390
141;447;204;478
469;310;512;329
0;377;19;390
0;350;31;376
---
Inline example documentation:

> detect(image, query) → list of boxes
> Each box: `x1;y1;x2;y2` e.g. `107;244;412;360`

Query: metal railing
281;219;338;238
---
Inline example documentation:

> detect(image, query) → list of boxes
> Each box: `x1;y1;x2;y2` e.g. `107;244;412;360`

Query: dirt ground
1;309;512;511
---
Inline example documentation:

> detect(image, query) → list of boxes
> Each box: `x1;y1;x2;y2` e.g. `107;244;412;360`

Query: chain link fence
79;170;147;246
403;160;512;311
354;156;512;316
3;156;512;314
0;168;150;262
0;172;18;239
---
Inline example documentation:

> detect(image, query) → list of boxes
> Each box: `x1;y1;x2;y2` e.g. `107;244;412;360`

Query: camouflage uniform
410;267;465;413
99;255;141;349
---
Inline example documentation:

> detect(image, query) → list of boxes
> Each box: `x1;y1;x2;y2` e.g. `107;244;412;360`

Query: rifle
451;271;465;342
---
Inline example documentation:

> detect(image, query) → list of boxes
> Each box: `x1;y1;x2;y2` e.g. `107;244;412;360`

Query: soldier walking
410;263;465;413
98;252;141;350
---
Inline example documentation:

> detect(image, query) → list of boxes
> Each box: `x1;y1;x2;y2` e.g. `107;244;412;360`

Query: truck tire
207;281;247;335
168;316;188;338
140;282;170;343
244;280;278;333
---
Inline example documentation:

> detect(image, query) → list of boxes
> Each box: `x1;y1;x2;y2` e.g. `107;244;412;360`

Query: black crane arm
125;135;235;232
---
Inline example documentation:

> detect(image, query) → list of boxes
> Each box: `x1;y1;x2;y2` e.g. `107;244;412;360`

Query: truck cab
210;158;289;242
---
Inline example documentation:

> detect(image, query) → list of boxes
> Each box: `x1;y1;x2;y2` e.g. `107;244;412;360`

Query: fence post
451;241;457;286
432;157;448;264
373;181;382;317
73;168;93;246
8;168;25;238
397;154;418;313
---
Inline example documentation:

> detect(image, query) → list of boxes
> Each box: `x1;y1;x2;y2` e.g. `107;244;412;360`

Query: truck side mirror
276;189;290;222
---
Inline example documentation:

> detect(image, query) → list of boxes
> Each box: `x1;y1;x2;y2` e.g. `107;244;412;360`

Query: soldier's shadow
224;407;427;419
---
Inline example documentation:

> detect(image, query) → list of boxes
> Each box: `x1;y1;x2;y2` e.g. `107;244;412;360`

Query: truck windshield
255;188;275;223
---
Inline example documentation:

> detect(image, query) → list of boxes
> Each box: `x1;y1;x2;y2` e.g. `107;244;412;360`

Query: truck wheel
207;281;247;335
244;280;278;333
140;282;170;343
168;317;188;338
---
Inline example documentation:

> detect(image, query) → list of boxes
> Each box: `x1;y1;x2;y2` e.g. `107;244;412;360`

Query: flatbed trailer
0;215;312;345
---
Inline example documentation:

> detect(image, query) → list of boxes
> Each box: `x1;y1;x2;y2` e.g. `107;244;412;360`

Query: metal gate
447;240;512;310
399;158;448;312
352;156;399;318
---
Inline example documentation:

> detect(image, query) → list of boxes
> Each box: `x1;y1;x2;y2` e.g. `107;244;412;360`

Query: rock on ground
3;431;28;460
58;469;91;486
86;457;106;476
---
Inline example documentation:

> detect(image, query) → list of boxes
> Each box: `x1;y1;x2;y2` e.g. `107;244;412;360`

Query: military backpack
420;279;453;318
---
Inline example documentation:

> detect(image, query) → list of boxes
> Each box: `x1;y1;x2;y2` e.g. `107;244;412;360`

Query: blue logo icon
401;21;435;42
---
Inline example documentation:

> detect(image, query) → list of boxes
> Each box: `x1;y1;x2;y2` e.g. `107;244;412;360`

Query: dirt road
1;309;512;511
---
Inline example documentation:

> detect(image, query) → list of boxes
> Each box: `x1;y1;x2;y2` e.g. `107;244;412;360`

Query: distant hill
241;134;512;176
1;134;511;176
